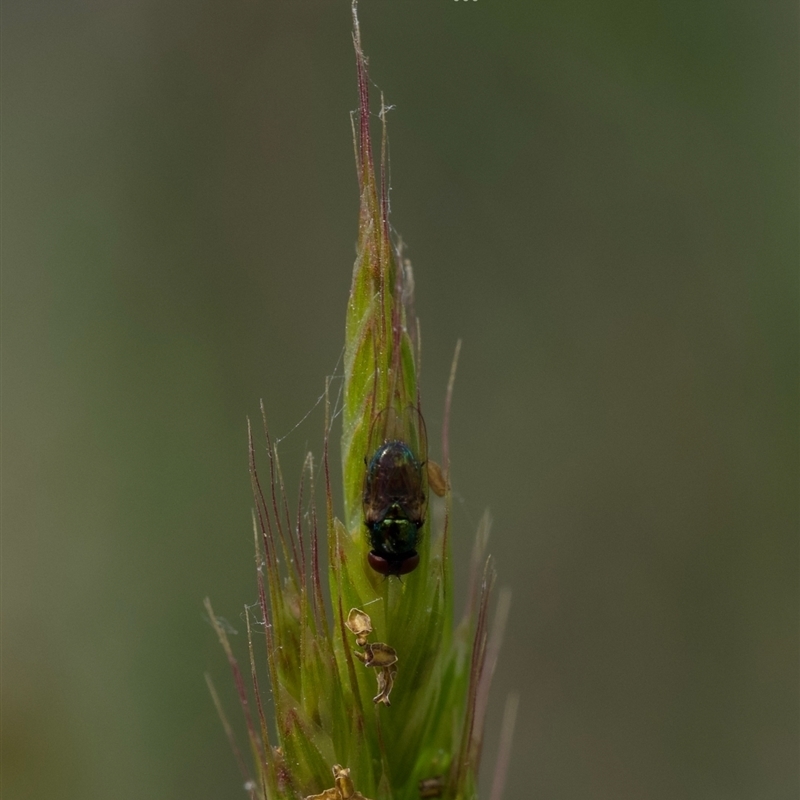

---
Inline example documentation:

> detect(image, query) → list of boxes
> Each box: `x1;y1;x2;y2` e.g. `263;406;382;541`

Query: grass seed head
207;5;509;799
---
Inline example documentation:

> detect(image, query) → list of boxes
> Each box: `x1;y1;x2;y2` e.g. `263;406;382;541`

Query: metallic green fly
362;406;428;576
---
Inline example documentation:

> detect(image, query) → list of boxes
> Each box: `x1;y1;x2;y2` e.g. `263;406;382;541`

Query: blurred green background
4;1;797;798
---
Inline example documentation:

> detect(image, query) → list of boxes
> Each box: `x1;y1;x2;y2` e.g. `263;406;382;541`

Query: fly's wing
364;405;428;521
399;405;428;470
400;405;428;522
367;405;428;460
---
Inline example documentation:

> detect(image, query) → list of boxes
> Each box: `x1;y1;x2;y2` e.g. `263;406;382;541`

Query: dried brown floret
353;642;397;668
344;608;373;647
426;460;448;498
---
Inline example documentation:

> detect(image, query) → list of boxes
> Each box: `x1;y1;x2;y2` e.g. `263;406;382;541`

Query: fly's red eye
367;551;392;575
395;552;419;575
367;550;420;576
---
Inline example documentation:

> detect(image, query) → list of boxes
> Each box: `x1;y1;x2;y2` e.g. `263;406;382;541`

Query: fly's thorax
366;514;420;557
366;440;422;482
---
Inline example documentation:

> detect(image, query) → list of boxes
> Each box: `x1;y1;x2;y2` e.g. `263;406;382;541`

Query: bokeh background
4;1;797;798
